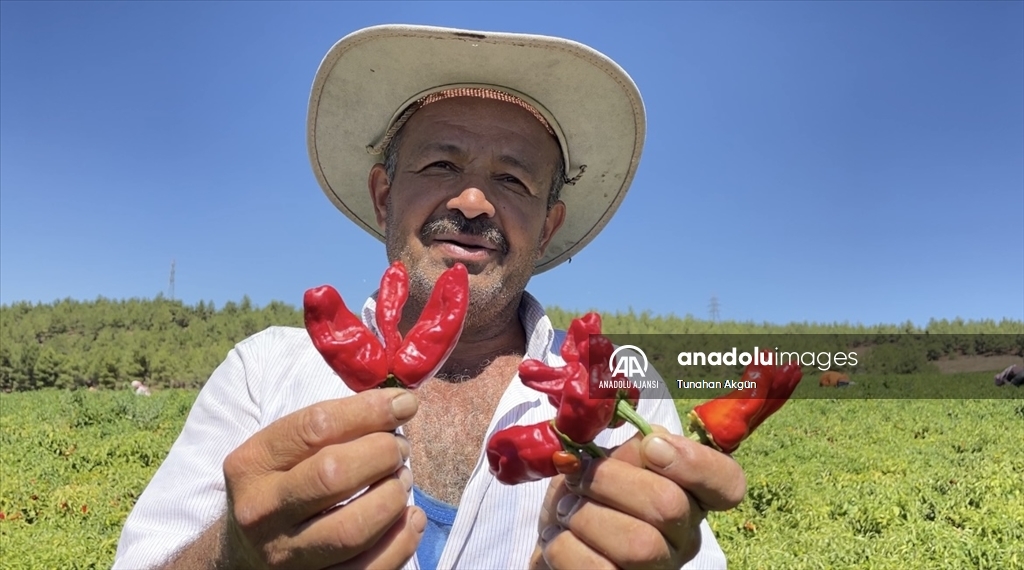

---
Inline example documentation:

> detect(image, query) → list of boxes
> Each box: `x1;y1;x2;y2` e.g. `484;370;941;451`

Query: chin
452;258;494;276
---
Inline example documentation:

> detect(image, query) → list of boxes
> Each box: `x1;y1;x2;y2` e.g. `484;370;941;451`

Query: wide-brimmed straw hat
307;24;646;274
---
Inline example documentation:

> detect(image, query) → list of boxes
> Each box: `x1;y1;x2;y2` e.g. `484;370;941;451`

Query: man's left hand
531;425;746;569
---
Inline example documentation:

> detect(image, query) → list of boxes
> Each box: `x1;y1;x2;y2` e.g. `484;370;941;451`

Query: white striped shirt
113;292;728;569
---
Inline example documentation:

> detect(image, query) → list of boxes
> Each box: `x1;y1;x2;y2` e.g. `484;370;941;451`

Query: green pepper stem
615;398;652;437
381;374;403;389
552;421;607;459
684;412;713;447
583;441;607;458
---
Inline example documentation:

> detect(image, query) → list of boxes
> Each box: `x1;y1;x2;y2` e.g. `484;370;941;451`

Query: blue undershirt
413;485;457;570
411;330;566;568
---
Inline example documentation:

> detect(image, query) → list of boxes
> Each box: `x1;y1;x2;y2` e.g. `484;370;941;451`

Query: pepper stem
382;374;403;389
552;421;607;459
684;411;714;448
583;441;607;458
687;430;709;445
615;398;652;437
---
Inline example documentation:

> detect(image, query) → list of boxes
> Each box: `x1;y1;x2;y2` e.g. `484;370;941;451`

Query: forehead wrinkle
495;153;536;175
402;99;556;166
414;141;468;159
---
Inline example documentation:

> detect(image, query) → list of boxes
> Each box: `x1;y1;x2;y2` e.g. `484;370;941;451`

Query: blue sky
1;1;1022;327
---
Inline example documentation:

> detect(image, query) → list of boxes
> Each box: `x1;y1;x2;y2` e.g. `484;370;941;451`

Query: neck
402;292;527;383
440;322;525;382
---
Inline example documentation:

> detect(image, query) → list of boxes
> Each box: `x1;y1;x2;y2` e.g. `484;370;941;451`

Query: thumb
639;431;747;511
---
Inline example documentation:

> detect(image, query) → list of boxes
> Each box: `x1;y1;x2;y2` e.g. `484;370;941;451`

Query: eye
427;161;455;170
498;174;524;186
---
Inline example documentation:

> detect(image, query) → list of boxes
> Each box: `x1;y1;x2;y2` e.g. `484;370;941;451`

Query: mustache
421;213;509;255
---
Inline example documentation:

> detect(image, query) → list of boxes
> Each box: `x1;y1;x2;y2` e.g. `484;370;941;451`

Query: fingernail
411;508;427;533
391;392;418;420
540;524;561;543
397;435;411;462
562;455;590;487
644;436;677;469
556;494;579;518
398;466;414;492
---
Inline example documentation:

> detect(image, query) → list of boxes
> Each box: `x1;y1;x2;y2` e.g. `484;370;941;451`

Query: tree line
1;296;1021;392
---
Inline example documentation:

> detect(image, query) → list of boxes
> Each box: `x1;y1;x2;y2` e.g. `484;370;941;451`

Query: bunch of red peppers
303;261;470;391
302;261;804;487
486;313;804;485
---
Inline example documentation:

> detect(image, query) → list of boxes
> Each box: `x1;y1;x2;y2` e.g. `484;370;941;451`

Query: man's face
369;96;565;319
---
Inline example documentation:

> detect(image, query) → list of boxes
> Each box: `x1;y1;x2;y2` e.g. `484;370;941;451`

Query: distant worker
994;364;1024;387
130;380;152;396
819;371;851;387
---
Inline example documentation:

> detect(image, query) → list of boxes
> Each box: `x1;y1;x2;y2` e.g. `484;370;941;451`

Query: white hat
307;24;646;274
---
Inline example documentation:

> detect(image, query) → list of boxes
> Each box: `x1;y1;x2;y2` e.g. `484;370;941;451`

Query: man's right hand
202;388;425;569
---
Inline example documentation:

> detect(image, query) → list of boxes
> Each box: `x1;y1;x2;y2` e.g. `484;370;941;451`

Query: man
114;24;746;569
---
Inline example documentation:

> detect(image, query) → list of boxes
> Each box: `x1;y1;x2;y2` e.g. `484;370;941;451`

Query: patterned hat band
368;87;557;156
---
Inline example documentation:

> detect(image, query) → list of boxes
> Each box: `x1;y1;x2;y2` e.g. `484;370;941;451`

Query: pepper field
1;383;1022;569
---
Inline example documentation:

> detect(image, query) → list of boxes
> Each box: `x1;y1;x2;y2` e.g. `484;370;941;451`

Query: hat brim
307;24;646;274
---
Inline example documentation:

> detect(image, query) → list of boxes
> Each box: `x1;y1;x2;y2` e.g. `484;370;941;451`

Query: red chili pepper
520;361;613;442
303;285;388;392
560;312;603;364
564;313;642;420
520;360;614;444
687;356;803;454
304;261;469;392
687;364;771;454
585;334;640;428
552;362;616;444
375;261;409;368
518;359;570;408
520;313;640;435
391;262;469;389
486;422;563;485
519;312;613;402
748;362;803;432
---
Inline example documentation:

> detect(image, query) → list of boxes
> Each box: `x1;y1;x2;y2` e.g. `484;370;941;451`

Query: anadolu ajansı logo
609;344;649;379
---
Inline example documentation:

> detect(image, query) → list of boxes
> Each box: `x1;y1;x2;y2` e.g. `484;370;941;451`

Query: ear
537;200;566;258
368;163;391;230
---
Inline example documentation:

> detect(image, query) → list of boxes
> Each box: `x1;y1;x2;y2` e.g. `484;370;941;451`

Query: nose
446;186;495;219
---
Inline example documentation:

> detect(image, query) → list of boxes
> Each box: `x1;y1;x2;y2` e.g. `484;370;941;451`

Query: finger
226;388;418;480
554;495;677;570
639;432;746;511
536;474;572;534
288;466;413;568
328;506;426;570
273;431;410;522
539;523;615;570
561;425;672;490
560;456;703;554
604;424;672;468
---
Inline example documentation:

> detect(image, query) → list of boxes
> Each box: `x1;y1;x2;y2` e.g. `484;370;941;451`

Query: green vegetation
1;297;1022;567
2;385;1021;568
3;297;1021;392
699;394;1024;569
0;389;197;568
0;296;303;391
